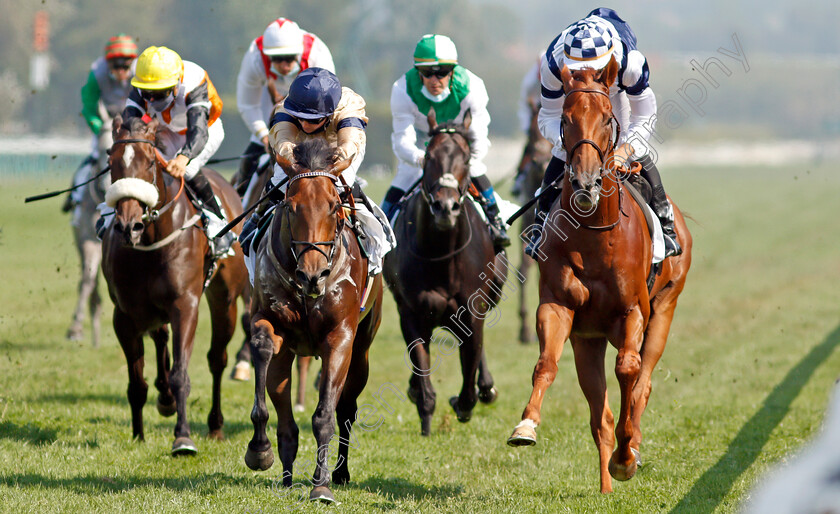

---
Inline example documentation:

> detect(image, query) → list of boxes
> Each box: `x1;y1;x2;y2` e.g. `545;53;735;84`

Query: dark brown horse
102;115;249;454
514;99;552;344
228;158;317;414
507;61;692;493
244;139;383;504
383;110;504;436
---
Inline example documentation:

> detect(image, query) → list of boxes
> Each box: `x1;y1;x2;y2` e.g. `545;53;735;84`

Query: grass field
1;162;839;513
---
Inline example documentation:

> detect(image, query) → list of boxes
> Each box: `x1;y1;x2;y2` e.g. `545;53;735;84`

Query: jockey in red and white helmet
234;18;335;197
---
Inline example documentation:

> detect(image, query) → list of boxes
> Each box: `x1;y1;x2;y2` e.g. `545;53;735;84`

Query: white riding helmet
262;18;304;56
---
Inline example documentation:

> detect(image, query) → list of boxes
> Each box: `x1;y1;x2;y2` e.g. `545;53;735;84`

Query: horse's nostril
452;201;461;212
296;270;308;284
319;268;331;279
131;222;145;233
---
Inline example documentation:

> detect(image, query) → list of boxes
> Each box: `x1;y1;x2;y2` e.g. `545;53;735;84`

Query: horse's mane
293;139;334;171
429;122;473;147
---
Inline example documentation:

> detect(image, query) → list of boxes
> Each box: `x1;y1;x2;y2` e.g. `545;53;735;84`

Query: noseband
283;171;345;267
562;88;621;175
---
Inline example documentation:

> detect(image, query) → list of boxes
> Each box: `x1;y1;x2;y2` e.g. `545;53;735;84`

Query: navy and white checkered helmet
562;18;620;70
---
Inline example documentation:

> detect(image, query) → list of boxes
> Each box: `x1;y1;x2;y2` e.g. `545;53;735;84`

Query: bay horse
65;160;108;347
383;109;504;436
514;99;552;344
506;61;692;493
244;139;383;504
102;115;249;454
228;157;317;415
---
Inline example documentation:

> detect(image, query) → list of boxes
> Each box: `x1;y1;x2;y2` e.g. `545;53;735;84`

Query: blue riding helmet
284;67;342;120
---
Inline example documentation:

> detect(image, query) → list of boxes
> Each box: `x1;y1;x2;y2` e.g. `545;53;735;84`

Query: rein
110;138;197;249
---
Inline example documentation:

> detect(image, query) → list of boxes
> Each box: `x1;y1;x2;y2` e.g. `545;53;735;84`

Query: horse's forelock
292;139;333;172
429;122;472;146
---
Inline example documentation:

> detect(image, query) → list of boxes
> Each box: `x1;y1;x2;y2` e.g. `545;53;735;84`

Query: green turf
1;163;838;513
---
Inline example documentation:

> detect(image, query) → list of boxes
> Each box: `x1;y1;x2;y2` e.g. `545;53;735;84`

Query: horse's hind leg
66;235;91;342
571;335;615;494
266;347;298;487
477;348;498;404
245;316;281;471
114;309;147;440
205;281;240;440
630;290;681;459
295;356;311;412
517;246;534;344
332;348;370;486
151;326;175;417
231;312;252;381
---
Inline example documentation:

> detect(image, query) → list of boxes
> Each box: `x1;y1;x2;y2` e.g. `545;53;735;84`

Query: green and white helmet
413;34;458;67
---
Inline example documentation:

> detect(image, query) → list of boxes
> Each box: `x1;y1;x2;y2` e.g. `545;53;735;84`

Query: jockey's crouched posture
239;67;395;282
99;46;234;258
381;34;511;253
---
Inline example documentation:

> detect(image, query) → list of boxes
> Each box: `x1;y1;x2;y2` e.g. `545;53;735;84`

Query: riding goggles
417;66;454;79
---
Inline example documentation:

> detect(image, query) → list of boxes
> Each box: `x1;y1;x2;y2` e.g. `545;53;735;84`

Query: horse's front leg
309;327;354;504
245;316;282;471
508;300;573;446
518;238;534;344
449;318;484;423
400;313;435;436
295;356;312;412
168;293;200;455
150;326;175;417
608;306;645;483
266;347;298;486
113;309;147;440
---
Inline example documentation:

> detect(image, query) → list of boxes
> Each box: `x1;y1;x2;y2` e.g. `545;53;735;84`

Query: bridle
560;88;625;231
111;138;185;223
420;127;471;210
561;88;621;178
282;170;345;268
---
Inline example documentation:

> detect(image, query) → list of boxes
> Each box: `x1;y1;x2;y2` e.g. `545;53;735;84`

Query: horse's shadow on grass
671;322;840;514
344;476;463;504
37;392;125;405
0;472;238;495
0;421;57;446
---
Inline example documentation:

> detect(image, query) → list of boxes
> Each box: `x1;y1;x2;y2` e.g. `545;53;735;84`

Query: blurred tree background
1;0;838;168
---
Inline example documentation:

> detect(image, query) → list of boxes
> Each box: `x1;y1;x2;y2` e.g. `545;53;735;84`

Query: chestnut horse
244;139;383;504
102;115;249;454
514;99;552;344
383;110;504;436
507;62;692;493
229;159;316;415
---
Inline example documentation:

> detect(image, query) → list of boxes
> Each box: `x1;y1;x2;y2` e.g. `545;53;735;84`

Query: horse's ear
328;154;353;177
112;114;123;140
597;56;619;89
560;64;573;92
427;107;437;131
462;109;472;131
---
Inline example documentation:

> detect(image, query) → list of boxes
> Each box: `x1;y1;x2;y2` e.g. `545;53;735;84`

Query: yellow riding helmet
131;46;183;90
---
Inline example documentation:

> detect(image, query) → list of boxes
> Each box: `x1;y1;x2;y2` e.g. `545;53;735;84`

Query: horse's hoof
171;437;197;456
230;361;251;381
449;396;472;423
293;403;305;413
420;417;431;437
208;429;224;441
332;468;350;486
66;328;83;342
156;396;176;417
632;448;642;467
507;420;537;447
609;451;638;481
309;486;336;504
478;386;498;404
244;445;274;471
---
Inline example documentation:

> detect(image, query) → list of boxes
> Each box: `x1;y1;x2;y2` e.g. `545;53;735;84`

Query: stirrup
663;234;682;258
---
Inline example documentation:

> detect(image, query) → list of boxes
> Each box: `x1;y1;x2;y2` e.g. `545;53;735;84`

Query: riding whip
24;165;112;203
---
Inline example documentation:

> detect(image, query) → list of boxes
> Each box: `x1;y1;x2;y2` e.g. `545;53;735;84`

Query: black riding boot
525;157;564;258
637;155;681;257
380;186;405;222
471;175;511;253
235;142;265;197
188;171;234;257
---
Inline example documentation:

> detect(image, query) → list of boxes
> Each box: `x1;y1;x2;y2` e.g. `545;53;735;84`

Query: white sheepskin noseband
438;173;460;189
105;177;160;208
